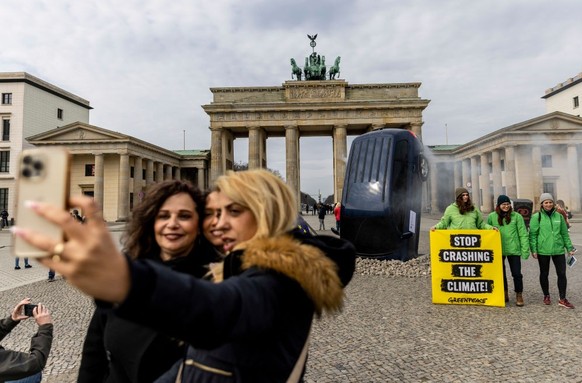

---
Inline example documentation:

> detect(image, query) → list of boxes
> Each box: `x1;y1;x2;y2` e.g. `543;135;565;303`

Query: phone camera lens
21;168;32;178
33;161;43;171
22;155;33;164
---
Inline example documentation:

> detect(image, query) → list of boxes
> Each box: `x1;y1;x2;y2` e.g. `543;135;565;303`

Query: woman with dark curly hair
78;180;220;383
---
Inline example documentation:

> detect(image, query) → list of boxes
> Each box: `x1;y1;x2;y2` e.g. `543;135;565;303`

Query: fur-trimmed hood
212;234;355;315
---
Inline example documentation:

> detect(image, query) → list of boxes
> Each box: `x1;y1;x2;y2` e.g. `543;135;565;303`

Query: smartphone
23;303;38;317
13;147;71;258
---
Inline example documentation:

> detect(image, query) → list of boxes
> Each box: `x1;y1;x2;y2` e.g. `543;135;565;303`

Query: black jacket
0;317;53;382
78;244;221;383
115;233;355;383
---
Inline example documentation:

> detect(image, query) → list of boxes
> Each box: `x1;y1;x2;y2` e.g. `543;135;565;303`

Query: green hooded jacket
487;211;530;259
434;203;493;230
529;209;574;256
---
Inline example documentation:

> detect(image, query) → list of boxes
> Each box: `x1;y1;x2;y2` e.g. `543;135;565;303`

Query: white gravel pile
356;254;431;277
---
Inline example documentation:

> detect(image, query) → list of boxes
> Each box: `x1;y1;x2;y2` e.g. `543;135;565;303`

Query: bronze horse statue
329;56;341;80
290;58;302;81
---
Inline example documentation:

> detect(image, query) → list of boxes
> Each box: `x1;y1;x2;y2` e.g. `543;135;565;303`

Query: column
470;156;481;209
133;157;143;200
118;153;130;221
480;153;492;212
210;126;223;184
285;125;300;209
248;127;261;169
462;158;471;190
410;122;423;141
197;167;205;189
531;146;543;204
165;165;173;180
491;149;503;200
146;160;154;187
333;124;348;203
156;162;164;182
175;167;181;181
567;144;580;211
94;153;104;216
504;146;517;198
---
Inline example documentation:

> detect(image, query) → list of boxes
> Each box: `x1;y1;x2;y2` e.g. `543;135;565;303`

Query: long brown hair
122;180;204;260
456;194;475;214
495;205;512;226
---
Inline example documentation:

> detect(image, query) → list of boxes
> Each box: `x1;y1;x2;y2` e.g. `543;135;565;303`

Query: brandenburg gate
203;37;429;204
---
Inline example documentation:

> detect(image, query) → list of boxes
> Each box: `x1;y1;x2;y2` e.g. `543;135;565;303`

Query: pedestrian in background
318;203;327;230
431;187;495;230
529;193;576;309
0;298;53;383
333;202;341;233
14;257;31;270
487;195;529;306
1;209;9;228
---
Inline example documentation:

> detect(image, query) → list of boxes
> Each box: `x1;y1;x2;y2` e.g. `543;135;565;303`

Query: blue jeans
15;258;30;267
48;269;55;279
6;372;42;383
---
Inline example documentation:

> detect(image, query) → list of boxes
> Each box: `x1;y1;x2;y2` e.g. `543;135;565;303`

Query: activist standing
487;195;529;306
529;193;576;309
431;187;495;231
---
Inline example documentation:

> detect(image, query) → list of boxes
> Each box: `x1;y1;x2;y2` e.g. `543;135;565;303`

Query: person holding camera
0;298;53;383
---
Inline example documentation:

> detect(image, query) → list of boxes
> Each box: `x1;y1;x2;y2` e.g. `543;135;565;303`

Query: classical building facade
428;113;582;213
0;72;92;216
203;80;429;205
27;123;209;222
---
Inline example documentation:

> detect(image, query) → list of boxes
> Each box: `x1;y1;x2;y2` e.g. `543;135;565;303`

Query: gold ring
52;242;65;262
53;242;65;256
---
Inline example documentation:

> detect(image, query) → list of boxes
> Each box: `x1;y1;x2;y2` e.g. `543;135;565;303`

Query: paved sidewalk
0;214;580;382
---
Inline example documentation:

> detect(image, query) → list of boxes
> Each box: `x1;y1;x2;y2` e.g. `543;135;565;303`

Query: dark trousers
502;256;523;293
537;254;567;299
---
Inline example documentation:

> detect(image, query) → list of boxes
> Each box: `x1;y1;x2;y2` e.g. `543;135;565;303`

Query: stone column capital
284;124;298;131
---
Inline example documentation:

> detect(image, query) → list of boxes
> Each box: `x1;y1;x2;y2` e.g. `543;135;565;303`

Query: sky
2;0;581;198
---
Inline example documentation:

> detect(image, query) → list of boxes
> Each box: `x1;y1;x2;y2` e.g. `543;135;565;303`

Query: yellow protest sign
430;230;504;307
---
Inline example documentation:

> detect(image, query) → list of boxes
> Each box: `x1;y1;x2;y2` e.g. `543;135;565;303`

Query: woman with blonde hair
15;169;355;382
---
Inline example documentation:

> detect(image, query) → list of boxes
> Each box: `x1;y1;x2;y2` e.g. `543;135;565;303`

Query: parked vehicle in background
340;128;428;261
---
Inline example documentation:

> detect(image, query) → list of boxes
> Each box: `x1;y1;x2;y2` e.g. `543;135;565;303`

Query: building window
57;108;64;120
1;93;12;105
142;169;146;180
2;119;9;141
500;159;505;171
0;188;8;211
85;164;95;176
574;96;580;108
0;151;9;172
130;166;134;178
543;182;555;197
541;155;552;168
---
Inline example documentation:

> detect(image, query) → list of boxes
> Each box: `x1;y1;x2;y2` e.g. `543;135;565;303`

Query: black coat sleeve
116;260;305;350
0;322;53;381
78;308;109;382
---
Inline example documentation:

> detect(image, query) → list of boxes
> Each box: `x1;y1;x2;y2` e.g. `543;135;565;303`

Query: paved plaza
0;214;581;382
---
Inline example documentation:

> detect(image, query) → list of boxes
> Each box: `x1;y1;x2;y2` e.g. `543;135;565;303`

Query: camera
23;304;38;317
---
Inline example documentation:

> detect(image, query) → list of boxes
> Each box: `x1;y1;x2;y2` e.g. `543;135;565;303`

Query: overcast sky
2;0;581;197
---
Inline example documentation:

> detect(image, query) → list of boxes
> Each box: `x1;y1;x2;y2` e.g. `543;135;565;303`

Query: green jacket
434;203;494;230
529;209;574;256
487;211;530;259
